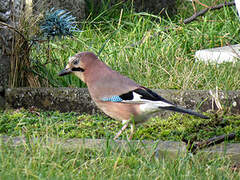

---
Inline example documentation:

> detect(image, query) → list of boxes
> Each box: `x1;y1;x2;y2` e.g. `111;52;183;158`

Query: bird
58;52;209;140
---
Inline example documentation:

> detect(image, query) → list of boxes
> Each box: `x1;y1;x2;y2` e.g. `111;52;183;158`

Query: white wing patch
140;101;173;113
121;92;144;103
131;92;143;101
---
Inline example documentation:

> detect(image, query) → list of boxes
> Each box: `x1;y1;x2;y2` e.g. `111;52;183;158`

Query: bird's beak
58;68;72;76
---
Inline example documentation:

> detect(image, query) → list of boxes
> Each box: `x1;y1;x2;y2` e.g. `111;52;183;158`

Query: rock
5;87;101;114
0;86;4;109
0;0;24;56
0;0;9;12
235;0;240;18
0;11;10;21
5;88;240;115
0;55;10;88
195;44;240;64
32;0;86;21
32;0;176;22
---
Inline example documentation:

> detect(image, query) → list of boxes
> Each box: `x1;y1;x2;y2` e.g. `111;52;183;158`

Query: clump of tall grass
5;1;80;87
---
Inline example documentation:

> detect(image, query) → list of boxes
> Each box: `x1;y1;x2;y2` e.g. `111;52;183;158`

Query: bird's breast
94;101;141;122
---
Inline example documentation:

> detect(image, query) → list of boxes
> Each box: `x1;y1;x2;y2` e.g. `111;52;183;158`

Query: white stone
235;0;240;17
195;44;240;64
232;101;237;107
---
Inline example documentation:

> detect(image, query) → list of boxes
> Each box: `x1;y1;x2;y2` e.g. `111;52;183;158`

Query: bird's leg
128;117;136;140
128;124;134;140
114;120;129;140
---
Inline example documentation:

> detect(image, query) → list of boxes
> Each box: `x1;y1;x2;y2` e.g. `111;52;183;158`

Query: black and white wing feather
101;86;209;119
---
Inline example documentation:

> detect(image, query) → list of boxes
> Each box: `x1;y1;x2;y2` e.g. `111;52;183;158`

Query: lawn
27;0;240;90
0;135;239;179
0;136;239;179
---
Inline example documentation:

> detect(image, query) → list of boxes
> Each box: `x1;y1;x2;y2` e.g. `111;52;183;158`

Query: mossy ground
1;108;239;142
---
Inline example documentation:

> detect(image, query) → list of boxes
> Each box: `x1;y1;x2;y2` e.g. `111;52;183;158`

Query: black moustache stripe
72;67;85;72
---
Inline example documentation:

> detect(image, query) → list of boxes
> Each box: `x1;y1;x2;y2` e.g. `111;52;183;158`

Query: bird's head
58;52;98;82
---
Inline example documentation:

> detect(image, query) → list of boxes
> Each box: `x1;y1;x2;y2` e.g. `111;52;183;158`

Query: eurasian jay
59;52;209;140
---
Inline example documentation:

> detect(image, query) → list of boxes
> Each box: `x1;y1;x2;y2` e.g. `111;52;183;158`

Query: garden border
0;87;239;115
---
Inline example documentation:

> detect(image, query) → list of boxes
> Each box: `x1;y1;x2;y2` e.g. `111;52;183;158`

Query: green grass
0;108;240;179
2;0;240;178
2;107;239;179
29;0;240;90
0;137;239;179
0;107;239;178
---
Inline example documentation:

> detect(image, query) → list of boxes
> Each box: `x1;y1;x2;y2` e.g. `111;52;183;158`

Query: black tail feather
160;106;209;119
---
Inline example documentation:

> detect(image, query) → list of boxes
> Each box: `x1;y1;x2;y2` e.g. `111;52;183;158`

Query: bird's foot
113;120;129;140
127;124;134;141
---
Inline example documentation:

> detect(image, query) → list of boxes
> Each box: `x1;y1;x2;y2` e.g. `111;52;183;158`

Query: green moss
1;108;239;142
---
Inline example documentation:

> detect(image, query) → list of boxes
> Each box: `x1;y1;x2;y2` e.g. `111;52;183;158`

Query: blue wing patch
101;96;123;102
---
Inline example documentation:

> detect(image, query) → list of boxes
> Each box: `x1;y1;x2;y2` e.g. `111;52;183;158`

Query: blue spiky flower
40;8;80;38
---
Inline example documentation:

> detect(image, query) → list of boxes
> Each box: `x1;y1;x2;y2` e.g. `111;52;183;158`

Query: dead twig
184;1;236;24
184;133;236;154
209;87;223;112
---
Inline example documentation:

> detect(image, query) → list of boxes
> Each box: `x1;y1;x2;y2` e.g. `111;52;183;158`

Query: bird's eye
73;59;79;65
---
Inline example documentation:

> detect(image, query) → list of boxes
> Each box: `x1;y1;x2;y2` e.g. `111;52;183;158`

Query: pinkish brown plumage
59;51;209;140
